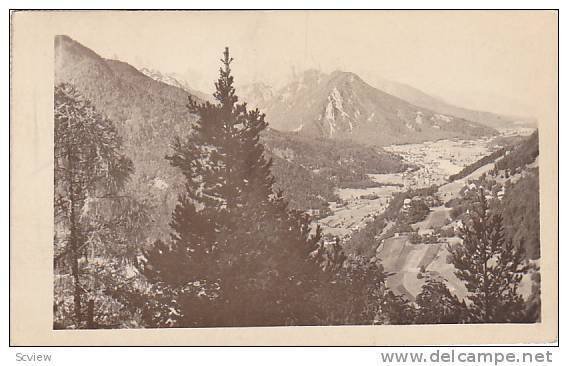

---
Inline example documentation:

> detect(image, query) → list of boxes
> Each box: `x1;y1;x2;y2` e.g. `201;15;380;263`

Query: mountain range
52;35;541;325
139;67;214;103
135;64;531;147
237;69;498;145
54;35;410;240
368;76;536;129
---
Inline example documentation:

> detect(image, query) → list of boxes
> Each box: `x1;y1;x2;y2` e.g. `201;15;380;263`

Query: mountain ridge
244;69;497;146
369;75;537;129
139;67;215;103
54;35;410;240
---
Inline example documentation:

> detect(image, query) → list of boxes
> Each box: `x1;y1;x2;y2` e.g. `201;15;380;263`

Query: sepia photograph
9;9;558;345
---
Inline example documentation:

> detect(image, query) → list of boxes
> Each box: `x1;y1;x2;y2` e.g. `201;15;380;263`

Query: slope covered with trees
264;128;410;215
137;48;415;327
499;172;540;259
494;130;539;172
140;48;327;326
54;83;141;328
54;35;410;242
448;191;529;323
446;131;540;259
52;36;541;328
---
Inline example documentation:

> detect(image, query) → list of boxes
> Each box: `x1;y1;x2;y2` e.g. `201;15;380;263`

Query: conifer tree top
214;47;237;109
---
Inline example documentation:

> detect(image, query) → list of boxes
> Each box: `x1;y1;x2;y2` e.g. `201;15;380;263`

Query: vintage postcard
10;10;558;345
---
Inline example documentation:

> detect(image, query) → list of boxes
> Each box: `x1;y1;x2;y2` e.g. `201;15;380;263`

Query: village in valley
317;128;533;240
316;127;538;302
50;17;544;328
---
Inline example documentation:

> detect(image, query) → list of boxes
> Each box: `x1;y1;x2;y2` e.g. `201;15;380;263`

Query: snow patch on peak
140;67;188;91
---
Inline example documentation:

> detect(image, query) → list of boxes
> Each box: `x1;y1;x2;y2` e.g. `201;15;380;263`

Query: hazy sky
58;11;557;117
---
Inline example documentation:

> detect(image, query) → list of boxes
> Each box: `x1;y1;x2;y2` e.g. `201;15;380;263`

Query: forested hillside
53;36;541;329
55;35;410;239
495;131;539;172
55;35;194;242
53;47;418;328
342;131;540;319
264;129;410;215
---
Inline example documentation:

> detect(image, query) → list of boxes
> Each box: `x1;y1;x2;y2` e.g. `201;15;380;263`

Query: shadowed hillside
54;35;411;239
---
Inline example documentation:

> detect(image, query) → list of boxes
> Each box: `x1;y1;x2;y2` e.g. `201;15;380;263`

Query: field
315;135;505;239
315;129;537;301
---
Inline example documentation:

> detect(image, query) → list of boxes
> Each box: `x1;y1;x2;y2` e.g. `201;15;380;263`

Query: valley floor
317;135;502;239
314;128;538;301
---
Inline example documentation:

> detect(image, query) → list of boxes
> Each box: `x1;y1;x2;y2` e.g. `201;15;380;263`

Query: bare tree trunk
86;299;95;329
70;207;82;325
68;147;82;326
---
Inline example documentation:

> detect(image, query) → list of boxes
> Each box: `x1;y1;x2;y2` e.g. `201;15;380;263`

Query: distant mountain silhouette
369;75;536;129
240;69;497;146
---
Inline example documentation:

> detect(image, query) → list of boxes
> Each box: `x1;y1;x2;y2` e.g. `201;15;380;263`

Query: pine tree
54;83;133;327
144;48;322;327
447;189;529;323
310;250;417;326
415;278;468;324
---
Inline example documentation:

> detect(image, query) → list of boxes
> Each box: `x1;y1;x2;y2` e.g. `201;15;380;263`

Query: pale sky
56;11;557;118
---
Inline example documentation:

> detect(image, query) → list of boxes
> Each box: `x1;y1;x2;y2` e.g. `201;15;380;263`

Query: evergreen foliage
54;82;136;328
494;130;539;172
143;48;324;326
52;41;542;328
499;172;540;259
447;189;529;323
415;278;468;324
